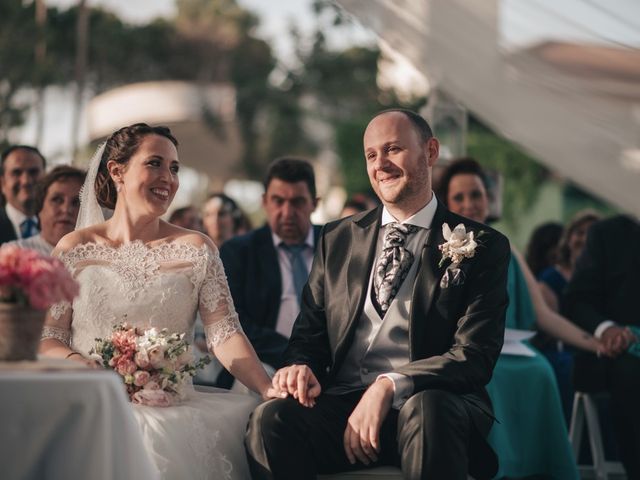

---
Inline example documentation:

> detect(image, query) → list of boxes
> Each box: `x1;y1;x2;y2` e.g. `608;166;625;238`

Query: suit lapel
409;202;448;359
338;207;381;347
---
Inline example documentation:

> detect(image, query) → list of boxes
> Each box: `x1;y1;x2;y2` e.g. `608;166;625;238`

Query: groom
245;109;510;480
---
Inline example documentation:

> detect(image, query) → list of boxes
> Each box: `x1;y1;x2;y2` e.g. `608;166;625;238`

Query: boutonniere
438;223;484;288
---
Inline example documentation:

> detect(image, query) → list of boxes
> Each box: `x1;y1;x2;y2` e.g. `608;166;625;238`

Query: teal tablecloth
486;254;579;479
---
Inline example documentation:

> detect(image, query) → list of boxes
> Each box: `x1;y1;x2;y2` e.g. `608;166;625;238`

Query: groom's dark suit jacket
285;202;510;426
220;224;322;368
0;206;18;245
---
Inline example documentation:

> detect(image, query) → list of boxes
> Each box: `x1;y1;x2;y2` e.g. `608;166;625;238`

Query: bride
38;123;278;479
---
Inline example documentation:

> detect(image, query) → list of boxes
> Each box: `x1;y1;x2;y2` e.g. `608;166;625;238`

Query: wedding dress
44;239;259;480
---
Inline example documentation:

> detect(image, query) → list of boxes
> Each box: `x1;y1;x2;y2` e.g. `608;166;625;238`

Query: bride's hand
261;385;287;401
67;352;102;369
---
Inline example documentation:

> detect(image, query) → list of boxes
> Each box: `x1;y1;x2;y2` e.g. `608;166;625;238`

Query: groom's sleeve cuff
378;373;413;409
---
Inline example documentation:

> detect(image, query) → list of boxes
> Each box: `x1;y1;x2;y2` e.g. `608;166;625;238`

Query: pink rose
134;351;150;369
133;370;151;387
132;389;172;407
144;380;161;391
148;345;166;369
116;358;137;376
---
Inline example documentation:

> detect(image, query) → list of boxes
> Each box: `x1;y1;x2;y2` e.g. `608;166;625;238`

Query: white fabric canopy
337;0;640;216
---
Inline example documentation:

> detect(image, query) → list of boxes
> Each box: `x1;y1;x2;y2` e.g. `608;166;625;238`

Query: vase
0;303;46;361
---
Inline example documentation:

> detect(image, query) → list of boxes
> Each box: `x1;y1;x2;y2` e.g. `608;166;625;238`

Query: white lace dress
42;241;260;480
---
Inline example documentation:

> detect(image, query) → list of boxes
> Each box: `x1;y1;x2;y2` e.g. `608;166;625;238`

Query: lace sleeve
41;252;74;346
199;246;243;349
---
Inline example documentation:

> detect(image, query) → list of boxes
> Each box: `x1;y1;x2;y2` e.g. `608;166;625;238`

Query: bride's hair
95;123;178;209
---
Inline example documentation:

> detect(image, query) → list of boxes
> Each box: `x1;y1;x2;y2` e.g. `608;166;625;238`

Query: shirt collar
271;225;315;249
381;193;438;230
5;202;34;228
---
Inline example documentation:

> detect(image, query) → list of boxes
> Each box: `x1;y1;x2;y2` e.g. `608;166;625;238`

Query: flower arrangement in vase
0;245;79;361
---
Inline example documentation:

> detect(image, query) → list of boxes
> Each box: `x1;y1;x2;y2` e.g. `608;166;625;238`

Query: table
487;349;579;479
0;362;158;480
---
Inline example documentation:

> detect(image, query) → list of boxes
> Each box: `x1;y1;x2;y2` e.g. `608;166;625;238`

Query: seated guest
532;212;601;420
202;193;249;246
219;158;321;387
169;205;202;232
564;214;640;478
0;145;46;245
526;221;563;279
537;210;600;312
6;165;85;255
526;221;570;419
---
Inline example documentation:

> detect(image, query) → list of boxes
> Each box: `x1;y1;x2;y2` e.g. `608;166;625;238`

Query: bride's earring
116;183;122;193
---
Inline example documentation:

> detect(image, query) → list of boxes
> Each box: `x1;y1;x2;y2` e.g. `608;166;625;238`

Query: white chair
569;391;626;480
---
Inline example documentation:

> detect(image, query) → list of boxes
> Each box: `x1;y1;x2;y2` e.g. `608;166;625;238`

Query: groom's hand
272;364;321;407
343;377;394;466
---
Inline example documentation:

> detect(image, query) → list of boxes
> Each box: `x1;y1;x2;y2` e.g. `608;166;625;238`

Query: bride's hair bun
95;123;178;209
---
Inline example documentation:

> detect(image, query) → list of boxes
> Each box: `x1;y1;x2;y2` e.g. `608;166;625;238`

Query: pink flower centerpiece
0;245;79;309
92;324;211;407
0;245;79;361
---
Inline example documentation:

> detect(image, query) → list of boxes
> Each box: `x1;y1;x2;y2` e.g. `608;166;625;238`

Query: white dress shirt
271;227;315;338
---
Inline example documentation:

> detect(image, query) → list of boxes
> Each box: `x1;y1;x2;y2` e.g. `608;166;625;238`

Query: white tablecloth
0;362;158;480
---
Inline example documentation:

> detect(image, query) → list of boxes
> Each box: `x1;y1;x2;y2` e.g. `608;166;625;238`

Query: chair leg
569;392;585;459
583;394;608;480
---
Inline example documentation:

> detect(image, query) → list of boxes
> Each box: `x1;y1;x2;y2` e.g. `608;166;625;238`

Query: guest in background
526;221;563;278
0;145;46;245
202;193;249;246
538;210;600;312
6;166;85;256
530;210;601;422
169;205;202;232
219;158;321;388
565;214;640;478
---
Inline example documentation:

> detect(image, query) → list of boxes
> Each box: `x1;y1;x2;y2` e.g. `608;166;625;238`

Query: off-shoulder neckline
60;239;211;256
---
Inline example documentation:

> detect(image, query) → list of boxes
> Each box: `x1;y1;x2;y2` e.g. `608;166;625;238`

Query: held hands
343;377;394;466
600;326;637;358
268;364;321;407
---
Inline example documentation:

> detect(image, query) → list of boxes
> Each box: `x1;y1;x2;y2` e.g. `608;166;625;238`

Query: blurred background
2;0;639;248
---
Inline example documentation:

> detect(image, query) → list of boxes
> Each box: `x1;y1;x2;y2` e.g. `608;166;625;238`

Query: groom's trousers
245;388;496;480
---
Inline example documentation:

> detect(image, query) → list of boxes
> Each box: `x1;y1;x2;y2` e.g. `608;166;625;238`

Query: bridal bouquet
92;324;211;407
0;245;79;309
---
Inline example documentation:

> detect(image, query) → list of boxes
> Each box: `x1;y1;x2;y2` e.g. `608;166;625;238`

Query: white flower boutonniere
438;223;483;288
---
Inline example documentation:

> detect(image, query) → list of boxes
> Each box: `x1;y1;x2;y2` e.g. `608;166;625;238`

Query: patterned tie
374;223;419;314
19;218;38;239
280;244;309;303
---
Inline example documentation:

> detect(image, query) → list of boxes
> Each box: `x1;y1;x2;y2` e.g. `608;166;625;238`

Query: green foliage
466;116;547;227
